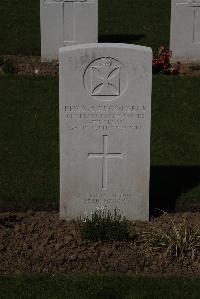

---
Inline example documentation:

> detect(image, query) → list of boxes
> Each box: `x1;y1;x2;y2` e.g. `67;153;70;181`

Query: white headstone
59;43;152;221
40;0;98;61
170;0;200;62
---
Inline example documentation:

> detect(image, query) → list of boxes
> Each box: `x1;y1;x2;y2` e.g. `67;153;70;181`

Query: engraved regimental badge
84;57;128;101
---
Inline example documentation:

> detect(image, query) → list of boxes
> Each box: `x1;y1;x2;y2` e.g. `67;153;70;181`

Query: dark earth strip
0;211;200;276
1;55;200;77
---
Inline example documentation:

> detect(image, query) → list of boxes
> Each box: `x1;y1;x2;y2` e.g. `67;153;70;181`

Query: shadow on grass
93;278;131;299
99;34;145;44
1;275;200;299
150;166;200;217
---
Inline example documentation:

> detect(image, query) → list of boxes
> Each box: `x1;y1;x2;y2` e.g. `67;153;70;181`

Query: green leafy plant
81;208;130;242
149;216;200;260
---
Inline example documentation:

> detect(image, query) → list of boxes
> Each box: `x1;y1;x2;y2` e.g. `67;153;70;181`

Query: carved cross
45;0;88;43
176;0;200;43
88;135;123;190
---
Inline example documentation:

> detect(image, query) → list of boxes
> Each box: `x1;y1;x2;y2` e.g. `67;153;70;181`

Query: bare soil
0;55;59;76
1;55;200;77
0;211;200;276
178;63;200;77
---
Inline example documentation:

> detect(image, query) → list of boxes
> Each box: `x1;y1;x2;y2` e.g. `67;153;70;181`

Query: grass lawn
0;75;199;212
0;76;59;211
0;0;170;55
0;275;200;299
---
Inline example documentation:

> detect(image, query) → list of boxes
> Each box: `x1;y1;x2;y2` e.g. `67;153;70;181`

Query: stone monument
40;0;98;61
170;0;200;62
59;43;152;221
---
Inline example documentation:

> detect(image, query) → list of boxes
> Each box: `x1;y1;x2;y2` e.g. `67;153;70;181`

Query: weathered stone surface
40;0;98;61
59;43;152;221
170;0;200;62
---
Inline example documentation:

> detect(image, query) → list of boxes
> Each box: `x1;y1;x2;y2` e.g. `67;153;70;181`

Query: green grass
99;0;170;51
0;75;199;212
152;76;200;166
0;0;170;55
0;76;59;211
0;275;200;299
0;0;40;55
151;76;200;213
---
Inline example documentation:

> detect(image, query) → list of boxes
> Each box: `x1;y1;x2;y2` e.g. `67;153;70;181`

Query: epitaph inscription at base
60;43;152;221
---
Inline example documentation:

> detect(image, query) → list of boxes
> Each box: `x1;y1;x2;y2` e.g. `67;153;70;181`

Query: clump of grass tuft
81;208;130;242
149;216;200;260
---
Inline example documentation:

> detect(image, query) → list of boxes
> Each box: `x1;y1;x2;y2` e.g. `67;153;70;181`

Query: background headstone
59;43;152;221
40;0;98;61
170;0;200;62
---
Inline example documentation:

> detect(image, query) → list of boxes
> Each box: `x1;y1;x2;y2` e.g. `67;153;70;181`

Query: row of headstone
41;0;199;221
40;0;200;62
